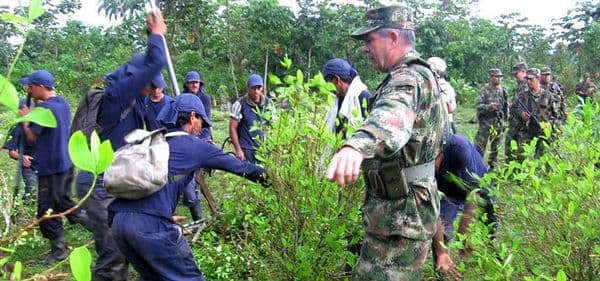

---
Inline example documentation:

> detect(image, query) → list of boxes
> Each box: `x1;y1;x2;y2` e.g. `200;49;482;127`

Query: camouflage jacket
344;50;446;240
542;81;566;122
510;88;553;137
508;80;529;127
476;83;508;125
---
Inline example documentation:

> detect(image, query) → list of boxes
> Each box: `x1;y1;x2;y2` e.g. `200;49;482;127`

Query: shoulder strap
165;131;189;138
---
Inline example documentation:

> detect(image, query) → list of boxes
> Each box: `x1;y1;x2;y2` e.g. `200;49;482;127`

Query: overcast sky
47;0;579;30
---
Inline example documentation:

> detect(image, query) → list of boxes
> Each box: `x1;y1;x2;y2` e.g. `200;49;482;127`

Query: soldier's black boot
189;204;202;222
41;237;68;265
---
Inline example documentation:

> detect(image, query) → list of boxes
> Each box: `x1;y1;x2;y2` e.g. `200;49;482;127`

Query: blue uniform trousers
76;172;129;281
111;212;205;281
37;169;84;239
21;167;38;195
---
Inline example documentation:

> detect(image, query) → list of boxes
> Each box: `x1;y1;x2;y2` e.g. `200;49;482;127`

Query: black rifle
516;98;542;136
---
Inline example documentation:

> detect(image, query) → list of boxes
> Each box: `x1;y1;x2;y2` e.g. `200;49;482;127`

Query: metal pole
148;1;180;96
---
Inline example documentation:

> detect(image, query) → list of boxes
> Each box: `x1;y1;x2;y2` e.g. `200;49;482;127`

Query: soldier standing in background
511;68;553;160
575;73;596;103
505;62;528;162
326;6;447;280
474;69;508;169
540;67;567;126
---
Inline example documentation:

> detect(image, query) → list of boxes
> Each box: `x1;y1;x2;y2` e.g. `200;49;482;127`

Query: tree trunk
264;48;269;94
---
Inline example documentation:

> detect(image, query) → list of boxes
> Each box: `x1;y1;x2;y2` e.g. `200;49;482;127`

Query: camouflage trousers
353;234;429;281
474;123;504;168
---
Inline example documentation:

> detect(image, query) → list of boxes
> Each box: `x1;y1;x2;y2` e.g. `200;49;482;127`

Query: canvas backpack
71;87;135;138
104;128;188;200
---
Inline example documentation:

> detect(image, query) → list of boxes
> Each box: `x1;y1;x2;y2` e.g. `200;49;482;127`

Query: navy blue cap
19;69;56;88
151;72;166;88
157;93;212;128
247;74;263;87
185;71;203;83
322;58;356;79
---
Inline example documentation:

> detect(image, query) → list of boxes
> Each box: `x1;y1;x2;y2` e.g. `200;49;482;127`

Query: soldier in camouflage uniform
575;73;597;103
510;68;553;160
540;67;567;126
326;6;448;280
504;62;528;162
474;69;508;169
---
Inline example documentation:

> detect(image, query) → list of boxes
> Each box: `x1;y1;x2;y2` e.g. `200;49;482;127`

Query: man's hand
326;146;363;186
520;111;530;121
435;252;462;281
488;102;498;110
146;8;167;36
23;155;33;168
173;215;192;235
19;105;31;116
235;148;245;161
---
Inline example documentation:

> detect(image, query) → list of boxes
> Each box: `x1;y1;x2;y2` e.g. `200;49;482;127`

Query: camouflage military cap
583;73;591;78
526;68;541;79
489;68;503;77
541;67;551;75
351;6;414;40
511;62;528;74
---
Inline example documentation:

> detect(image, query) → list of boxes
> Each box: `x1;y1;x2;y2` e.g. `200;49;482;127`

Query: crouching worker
433;134;498;259
109;94;266;280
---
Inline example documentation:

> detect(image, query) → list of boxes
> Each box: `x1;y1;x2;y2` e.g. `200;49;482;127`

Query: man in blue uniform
183;70;212;142
4;98;39;199
144;73;172;131
434;134;497;246
74;9;167;280
322;58;371;137
181;70;214;222
109;94;266;280
18;69;92;264
230;74;275;163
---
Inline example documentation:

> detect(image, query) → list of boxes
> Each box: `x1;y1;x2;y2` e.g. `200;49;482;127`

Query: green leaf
69;246;92;281
268;73;282;85
96;139;114;175
13;261;22;281
0;74;19;114
0;13;28;25
0;254;11;268
14;107;57;127
28;0;45;22
556;269;567;281
296;69;304;83
68;131;95;174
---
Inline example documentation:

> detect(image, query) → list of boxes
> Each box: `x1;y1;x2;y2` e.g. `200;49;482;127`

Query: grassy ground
0;101;503;280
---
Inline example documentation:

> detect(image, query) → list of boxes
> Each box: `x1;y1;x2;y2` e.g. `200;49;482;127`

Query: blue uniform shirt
98;34;166;150
4;124;37;168
29;96;73;176
197;92;212;140
230;95;275;150
144;95;173;131
436;134;488;201
108;129;264;220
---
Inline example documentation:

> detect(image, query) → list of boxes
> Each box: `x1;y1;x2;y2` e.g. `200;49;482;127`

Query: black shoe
41;237;68;265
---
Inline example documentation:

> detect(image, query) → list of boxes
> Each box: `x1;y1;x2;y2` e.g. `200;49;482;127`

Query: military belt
365;160;435;199
403;161;435;183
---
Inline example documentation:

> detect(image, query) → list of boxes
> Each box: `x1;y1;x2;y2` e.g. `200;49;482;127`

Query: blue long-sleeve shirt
436;134;488;201
98;34;166;150
108;129;264;220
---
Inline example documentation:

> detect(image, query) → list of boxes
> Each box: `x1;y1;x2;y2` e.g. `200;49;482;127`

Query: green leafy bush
196;58;364;280
453;100;600;280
